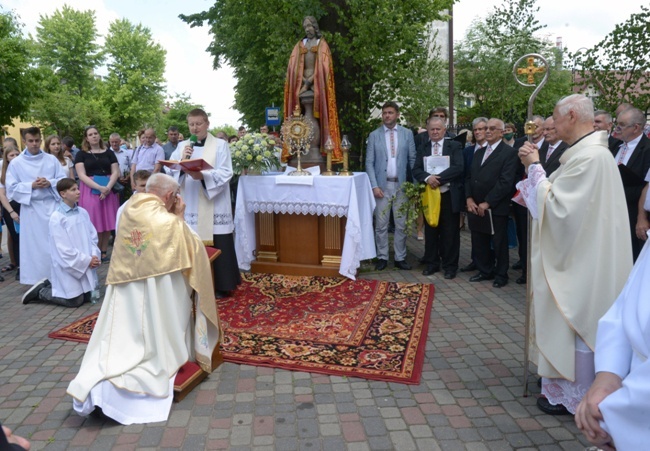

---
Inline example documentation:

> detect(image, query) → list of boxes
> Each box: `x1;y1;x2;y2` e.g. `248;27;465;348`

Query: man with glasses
460;117;489;272
517;94;631;416
465;118;518;288
612;107;650;261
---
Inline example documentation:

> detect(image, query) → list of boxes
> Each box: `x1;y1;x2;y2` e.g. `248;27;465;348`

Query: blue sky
3;0;643;127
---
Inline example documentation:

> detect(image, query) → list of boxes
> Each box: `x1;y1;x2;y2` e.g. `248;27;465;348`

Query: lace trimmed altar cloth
234;172;376;279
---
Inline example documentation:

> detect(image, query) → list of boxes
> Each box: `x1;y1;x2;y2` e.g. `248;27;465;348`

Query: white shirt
383;125;399;179
112;147;134;176
615;133;643;165
425;140;449;193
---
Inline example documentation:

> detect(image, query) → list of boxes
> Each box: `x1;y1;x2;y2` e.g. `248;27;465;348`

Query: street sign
265;107;281;126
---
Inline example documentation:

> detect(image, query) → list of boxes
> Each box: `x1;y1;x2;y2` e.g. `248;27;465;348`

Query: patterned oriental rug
49;273;435;384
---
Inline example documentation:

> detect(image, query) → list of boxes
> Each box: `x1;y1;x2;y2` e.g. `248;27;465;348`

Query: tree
180;0;453;153
0;8;36;126
103;19;167;137
454;0;572;124
157;93;205;139
34;5;103;97
572;6;650;113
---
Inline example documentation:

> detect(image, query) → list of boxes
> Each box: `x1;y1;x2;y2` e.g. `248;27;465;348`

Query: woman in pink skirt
74;126;120;262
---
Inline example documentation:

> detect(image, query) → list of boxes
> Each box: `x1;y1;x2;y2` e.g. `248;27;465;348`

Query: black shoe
536;396;569;415
374;259;388;271
512;260;522;270
215;290;231;299
394;260;412;270
469;273;494;282
422;265;439;276
493;279;508;288
460;262;476;272
22;278;48;305
444;271;456;280
516;275;527;284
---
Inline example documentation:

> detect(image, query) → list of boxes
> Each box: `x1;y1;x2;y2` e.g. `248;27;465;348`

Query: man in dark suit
594;110;622;155
539;116;568;176
466;118;518;288
612;107;650;261
459;117;488;272
412;118;464;279
365;101;417;270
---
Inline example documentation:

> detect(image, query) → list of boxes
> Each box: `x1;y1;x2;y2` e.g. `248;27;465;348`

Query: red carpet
49;273;435;384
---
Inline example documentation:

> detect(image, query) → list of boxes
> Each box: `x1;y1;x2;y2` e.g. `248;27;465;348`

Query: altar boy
22;178;101;307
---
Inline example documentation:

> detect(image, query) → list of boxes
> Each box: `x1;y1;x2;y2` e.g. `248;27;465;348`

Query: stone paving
0;229;592;450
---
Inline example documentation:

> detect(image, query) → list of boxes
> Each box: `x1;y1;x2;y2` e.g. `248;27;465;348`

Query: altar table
234;173;376;279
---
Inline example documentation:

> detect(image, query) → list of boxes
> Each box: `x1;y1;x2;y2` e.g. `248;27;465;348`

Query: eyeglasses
487;126;504;131
614;123;635;131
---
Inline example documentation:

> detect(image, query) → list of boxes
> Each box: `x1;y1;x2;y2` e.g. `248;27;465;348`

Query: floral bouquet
230;133;281;175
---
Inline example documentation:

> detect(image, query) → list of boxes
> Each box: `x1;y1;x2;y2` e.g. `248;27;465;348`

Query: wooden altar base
250;212;347;278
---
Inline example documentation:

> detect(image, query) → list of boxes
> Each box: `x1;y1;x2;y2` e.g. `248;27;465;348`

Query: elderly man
6;127;67;285
366;101;416;271
539;116;568;176
517;94;632;415
67;173;222;424
575;236;650;450
465;118;518;288
611;107;650;261
109;133;132;192
412;117;464;278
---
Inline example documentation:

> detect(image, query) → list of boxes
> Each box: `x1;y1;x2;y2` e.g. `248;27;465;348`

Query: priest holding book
169;108;241;298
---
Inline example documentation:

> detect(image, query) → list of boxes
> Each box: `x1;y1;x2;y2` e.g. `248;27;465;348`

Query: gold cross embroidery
517;57;546;84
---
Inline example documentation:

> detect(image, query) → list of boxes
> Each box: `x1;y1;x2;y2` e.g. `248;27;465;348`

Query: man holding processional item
67;174;222;424
516;94;632;415
283;15;342;165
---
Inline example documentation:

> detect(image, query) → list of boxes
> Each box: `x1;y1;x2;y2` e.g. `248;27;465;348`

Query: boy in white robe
6;127;66;285
22;178;101;307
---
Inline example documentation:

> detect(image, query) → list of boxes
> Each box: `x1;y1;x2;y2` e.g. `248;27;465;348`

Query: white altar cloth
234;173;376;279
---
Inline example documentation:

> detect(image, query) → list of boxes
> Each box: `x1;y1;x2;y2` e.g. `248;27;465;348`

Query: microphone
185;134;198;160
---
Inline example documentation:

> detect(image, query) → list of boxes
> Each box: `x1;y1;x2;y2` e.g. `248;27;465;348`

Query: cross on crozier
517;57;546;84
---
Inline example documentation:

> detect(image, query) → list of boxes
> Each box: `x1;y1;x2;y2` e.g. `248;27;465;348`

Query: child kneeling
22;178;101;307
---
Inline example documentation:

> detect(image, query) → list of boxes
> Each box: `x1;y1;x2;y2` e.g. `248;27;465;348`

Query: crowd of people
1;96;649;446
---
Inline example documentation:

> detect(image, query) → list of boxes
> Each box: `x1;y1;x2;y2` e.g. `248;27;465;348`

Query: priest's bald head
552;94;595;146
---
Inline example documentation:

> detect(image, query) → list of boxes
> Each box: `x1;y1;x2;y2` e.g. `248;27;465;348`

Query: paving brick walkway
0;229;591;450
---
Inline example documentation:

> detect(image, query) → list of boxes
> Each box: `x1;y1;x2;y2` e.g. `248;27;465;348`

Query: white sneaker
22;278;49;305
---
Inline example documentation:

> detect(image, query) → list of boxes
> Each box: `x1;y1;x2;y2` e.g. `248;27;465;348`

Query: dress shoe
215;290;231;299
374;259;388;271
536;396;570;415
516;275;527;284
492;279;508;288
444;271;456;280
460;262;476;272
512;260;522;270
469;273;494;282
394;260;412;270
422;265;439;276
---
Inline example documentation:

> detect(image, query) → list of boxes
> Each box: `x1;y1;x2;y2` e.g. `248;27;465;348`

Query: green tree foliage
454;0;572;124
572;6;650;114
0;8;35;126
34;5;103;97
180;0;452;150
103;19;167;137
157;93;205;139
211;124;237;138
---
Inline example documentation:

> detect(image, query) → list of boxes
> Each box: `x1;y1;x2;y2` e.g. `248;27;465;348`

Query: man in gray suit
365;101;417;271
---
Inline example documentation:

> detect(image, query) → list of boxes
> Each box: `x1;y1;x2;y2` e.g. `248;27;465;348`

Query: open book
158;159;213;172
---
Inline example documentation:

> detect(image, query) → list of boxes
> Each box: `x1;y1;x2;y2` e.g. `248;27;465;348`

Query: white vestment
170;135;234;236
68;272;194;424
518;131;632;410
49;205;100;299
6;151;67;284
594;238;650;449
